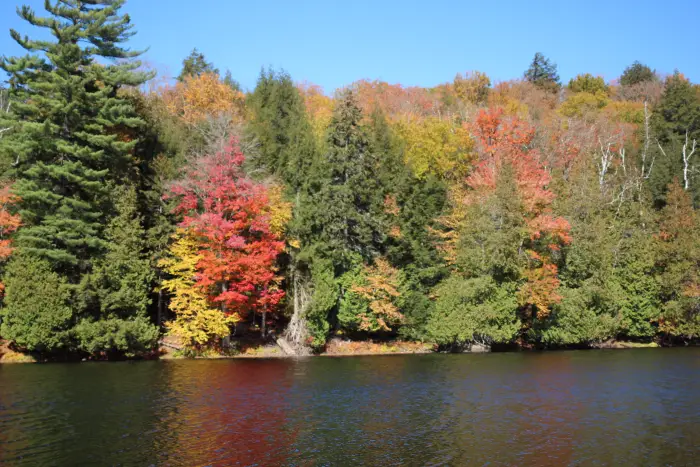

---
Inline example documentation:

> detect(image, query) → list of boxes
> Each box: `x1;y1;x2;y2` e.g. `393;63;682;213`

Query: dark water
1;349;699;466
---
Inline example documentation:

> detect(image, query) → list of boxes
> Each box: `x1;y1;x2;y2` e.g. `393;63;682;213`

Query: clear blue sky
1;0;699;93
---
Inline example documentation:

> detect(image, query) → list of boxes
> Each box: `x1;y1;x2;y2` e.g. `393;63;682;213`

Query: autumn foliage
162;72;245;125
166;138;286;343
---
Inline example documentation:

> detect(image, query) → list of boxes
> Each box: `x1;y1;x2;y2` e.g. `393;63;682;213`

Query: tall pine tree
0;0;154;355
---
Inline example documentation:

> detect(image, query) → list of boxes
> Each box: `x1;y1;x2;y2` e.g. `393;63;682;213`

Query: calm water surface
0;349;699;466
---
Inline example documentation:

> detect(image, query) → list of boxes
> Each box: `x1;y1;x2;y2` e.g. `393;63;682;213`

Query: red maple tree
169;138;285;322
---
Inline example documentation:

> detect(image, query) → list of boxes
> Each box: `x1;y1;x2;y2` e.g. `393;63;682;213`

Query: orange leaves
517;261;562;318
467;107;556;215
351;258;403;332
162;72;245;125
351;79;438;119
0;184;21;261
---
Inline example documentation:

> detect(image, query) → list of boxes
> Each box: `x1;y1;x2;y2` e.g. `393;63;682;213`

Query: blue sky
1;0;699;93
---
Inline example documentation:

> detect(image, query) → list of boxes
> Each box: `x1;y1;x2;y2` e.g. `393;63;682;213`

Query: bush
0;255;74;353
74;317;159;357
427;275;519;347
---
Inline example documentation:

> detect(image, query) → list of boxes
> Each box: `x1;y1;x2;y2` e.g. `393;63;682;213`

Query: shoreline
0;339;679;364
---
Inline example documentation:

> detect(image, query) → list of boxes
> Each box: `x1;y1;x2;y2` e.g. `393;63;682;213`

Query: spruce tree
247;69;316;190
300;90;384;269
620;61;656;87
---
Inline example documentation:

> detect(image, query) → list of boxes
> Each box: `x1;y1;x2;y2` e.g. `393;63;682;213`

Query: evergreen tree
66;183;158;355
299;90;384;269
91;184;154;318
222;70;241;93
247;69;316;190
524;52;560;92
367;109;447;339
0;1;152;276
655;181;700;340
620;61;656;87
0;0;154;355
0;254;73;353
177;48;218;81
649;72;700;204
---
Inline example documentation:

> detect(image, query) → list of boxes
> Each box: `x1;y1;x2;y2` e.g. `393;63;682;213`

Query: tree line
0;0;698;358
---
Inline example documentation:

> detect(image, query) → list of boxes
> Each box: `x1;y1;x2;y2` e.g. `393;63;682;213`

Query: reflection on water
0;349;698;466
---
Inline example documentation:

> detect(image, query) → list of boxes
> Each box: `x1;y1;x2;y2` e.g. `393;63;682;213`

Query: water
0;349;698;466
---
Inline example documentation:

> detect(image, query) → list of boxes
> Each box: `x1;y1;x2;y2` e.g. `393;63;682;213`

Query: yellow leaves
394;116;474;180
453;71;491;104
559;91;610;119
351;258;403;332
297;81;334;143
604;101;645;124
159;229;234;348
265;184;293;237
162;72;245;125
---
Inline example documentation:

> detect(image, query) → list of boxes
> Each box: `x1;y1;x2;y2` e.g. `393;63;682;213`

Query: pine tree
524;52;560;92
177;48;218;81
0;0;153;278
649;72;700;204
0;0;154;355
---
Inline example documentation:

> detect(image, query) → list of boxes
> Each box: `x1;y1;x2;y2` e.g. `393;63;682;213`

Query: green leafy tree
178;48;218;81
649;72;700;204
368;109;447;339
0;0;152;275
524;52;560;92
655;181;700;340
568;73;609;95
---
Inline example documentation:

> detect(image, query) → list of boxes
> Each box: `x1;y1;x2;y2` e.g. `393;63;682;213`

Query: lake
0;349;698;466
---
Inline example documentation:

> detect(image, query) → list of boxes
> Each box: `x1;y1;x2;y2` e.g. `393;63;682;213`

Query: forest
0;0;698;359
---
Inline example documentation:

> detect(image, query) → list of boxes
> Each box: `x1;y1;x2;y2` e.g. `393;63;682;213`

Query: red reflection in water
158;359;300;466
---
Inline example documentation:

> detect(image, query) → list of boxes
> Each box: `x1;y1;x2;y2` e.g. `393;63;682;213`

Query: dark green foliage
0;0;152;277
428;165;524;347
654;182;700;339
620;61;656;87
305;259;336;347
524;52;560;92
0;1;157;357
73;317;159;357
367;109;447;338
0;255;73;353
428;276;519;348
649;72;700;204
92;184;154;319
178;48;218;81
653;72;700;142
222;70;241;92
297;91;384;270
247;68;316;191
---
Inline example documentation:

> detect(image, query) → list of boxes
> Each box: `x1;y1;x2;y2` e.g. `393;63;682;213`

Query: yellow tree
393;116;474;180
159;229;236;348
162;72;245;125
